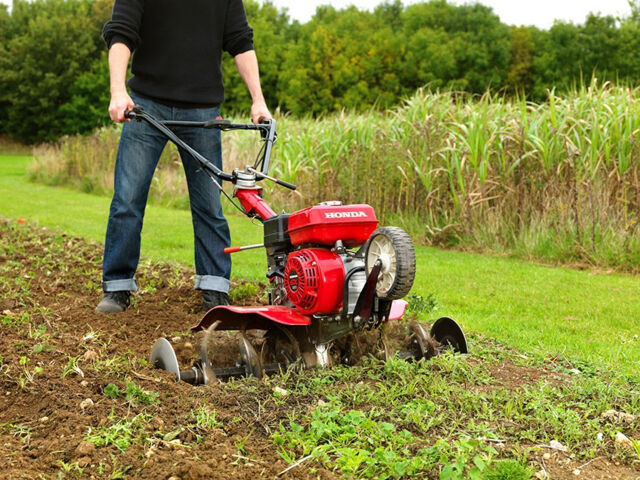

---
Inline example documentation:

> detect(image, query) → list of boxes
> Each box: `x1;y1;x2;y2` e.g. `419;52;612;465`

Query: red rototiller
125;107;467;384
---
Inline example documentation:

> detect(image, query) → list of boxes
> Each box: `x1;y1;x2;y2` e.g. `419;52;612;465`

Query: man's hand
109;90;134;123
251;100;272;124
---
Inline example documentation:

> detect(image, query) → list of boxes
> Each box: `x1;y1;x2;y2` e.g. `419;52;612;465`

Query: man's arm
108;42;134;123
234;50;271;124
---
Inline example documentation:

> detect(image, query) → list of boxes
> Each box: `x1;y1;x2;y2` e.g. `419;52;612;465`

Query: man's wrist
110;86;128;96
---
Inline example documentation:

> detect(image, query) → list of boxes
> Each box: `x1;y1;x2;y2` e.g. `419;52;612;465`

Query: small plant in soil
86;413;151;452
406;292;438;316
483;459;534;480
57;460;84;477
102;380;159;407
189;405;223;430
124;379;159;407
103;383;120;399
0;423;32;444
60;355;83;378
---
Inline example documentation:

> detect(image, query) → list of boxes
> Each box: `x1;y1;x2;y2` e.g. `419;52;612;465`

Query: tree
221;0;293;114
277;6;406;115
401;1;511;93
0;0;110;142
506;26;536;94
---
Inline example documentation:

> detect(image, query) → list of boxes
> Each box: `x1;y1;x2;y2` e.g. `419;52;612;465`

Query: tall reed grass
29;80;640;270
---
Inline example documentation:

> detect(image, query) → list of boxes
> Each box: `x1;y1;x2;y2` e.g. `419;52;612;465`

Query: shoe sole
95;301;127;314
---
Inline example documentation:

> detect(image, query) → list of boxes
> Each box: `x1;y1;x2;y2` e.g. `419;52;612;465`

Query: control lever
247;167;296;191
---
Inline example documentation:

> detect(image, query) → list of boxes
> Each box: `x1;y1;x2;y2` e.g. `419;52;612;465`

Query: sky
0;0;633;29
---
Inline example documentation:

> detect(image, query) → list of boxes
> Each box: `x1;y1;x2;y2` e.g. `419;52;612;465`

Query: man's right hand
109;90;134;123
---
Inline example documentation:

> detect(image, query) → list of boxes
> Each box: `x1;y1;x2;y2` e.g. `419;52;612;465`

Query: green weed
61;356;83;378
189;405;223;430
406;292;438;316
124;380;159;407
632;439;640;461
229;281;261;303
102;381;159;407
274;402;498;479
85;413;151;452
57;460;84;477
484;459;534;480
103;384;120;399
0;423;32;444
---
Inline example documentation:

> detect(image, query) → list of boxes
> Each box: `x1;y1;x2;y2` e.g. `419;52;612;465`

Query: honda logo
324;211;368;219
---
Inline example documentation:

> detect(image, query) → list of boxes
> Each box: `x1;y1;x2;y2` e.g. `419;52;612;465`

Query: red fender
192;305;311;332
191;300;408;332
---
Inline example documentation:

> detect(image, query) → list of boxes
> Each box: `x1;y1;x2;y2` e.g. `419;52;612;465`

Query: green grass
1;155;639;378
0;155;264;280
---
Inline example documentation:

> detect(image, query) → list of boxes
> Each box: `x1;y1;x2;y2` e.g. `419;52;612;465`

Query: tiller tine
399;317;468;361
150;319;295;384
238;332;264;378
150;337;207;385
430;317;468;354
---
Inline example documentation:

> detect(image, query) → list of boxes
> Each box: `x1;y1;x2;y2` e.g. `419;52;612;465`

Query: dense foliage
2;0;640;142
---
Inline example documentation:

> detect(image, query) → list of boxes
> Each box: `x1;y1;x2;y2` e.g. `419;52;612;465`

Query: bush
0;0;110;142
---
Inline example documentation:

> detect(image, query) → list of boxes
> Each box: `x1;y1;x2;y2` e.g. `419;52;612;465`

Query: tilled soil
0;220;336;479
0;219;638;480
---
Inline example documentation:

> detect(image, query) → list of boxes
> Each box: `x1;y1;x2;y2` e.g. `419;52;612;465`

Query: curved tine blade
150;338;181;381
429;317;468;354
200;320;221;385
409;322;437;360
274;325;303;361
378;325;392;361
239;333;264;378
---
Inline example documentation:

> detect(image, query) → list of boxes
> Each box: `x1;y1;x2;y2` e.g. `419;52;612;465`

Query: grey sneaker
202;290;230;312
95;291;130;314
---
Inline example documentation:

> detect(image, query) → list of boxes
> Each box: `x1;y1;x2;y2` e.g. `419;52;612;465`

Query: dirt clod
76;441;96;456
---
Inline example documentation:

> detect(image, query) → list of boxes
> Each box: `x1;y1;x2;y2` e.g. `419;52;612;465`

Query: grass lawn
1;155;639;379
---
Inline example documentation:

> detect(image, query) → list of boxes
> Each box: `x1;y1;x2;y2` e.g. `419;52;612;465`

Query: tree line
2;0;640;143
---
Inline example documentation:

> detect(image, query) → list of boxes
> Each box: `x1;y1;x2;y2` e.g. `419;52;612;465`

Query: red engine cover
284;248;344;315
287;204;378;247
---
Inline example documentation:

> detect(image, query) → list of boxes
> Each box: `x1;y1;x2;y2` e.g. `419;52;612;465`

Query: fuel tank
287;203;378;247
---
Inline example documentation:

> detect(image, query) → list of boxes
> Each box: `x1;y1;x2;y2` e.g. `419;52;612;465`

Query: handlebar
123;106;293;190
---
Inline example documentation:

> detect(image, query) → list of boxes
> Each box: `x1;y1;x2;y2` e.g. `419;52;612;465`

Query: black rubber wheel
364;226;416;300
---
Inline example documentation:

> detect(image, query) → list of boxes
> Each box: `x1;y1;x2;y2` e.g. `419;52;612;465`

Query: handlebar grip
125;105;146;120
124;107;138;120
275;178;297;191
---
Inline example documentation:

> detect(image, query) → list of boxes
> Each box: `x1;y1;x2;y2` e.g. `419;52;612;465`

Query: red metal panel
235;189;276;221
287;204;378;247
192;305;312;332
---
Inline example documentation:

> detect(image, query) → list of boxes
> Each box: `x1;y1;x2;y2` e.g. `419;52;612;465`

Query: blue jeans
102;93;231;293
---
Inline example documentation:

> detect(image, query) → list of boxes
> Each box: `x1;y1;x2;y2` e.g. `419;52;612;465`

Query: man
96;0;271;314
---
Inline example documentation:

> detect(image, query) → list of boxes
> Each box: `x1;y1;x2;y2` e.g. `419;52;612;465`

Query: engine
283;248;367;315
264;202;377;315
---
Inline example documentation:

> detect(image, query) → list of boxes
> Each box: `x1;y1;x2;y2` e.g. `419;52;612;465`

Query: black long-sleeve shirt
102;0;254;107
